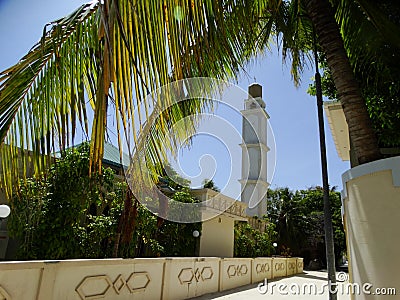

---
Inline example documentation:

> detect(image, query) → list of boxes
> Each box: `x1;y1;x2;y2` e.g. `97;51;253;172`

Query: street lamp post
0;204;10;222
193;230;200;256
0;205;10;260
0;204;10;231
273;242;278;256
313;31;337;300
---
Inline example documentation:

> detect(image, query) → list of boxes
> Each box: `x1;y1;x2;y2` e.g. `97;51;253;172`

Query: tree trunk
304;0;381;165
113;188;138;257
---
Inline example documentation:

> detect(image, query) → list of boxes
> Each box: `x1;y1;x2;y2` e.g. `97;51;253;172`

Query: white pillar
240;83;270;217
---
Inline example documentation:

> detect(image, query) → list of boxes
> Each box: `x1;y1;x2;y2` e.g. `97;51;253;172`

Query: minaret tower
240;83;270;217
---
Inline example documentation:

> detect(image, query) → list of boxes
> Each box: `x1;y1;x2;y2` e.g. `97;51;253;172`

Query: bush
8;143;124;259
234;221;277;257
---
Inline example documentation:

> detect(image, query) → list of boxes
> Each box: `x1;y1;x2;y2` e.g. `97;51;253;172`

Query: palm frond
254;0;313;86
0;0;261;199
0;2;100;196
335;0;400;86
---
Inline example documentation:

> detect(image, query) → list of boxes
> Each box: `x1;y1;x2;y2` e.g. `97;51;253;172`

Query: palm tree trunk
304;0;381;165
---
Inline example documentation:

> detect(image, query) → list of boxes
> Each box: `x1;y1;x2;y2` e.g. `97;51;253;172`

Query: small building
190;188;248;257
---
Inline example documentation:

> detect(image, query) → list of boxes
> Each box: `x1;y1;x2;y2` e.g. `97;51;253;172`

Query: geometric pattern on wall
0;286;11;300
297;261;304;269
274;262;285;271
288;262;296;271
178;267;214;285
227;264;248;278
75;272;150;299
255;262;270;274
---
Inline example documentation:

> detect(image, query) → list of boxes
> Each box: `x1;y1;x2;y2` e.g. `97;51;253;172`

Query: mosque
193;83;270;257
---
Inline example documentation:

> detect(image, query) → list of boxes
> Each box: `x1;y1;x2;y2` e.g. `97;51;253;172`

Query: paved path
192;271;351;299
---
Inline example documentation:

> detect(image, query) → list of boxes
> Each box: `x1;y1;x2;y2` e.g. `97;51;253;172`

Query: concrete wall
0;257;303;300
220;258;252;291
286;258;297;276
342;157;400;300
163;257;220;300
251;258;273;283
296;258;304;274
271;257;287;278
199;215;234;257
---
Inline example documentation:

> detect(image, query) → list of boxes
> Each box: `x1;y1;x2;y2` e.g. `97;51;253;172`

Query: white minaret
240;83;270;218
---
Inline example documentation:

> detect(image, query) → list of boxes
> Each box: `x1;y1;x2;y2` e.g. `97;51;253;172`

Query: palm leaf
335;0;400;86
0;0;261;199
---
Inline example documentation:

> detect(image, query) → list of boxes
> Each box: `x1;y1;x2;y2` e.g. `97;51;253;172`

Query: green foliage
9;146;203;260
159;164;191;190
8;143;124;259
158;189;201;256
364;83;400;147
234;221;277;257
307;54;337;101
308;54;400;148
157;220;201;257
267;187;346;265
121;188;201;258
0;0;258;199
202;179;220;192
120;203;160;258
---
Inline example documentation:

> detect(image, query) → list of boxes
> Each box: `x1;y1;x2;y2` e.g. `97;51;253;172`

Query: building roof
102;142;130;168
55;141;131;168
324;101;350;161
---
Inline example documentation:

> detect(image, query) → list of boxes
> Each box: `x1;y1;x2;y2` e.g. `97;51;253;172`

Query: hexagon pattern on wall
76;275;112;300
0;286;11;300
227;264;248;278
126;272;150;293
255;262;270;274
178;267;214;284
75;272;151;299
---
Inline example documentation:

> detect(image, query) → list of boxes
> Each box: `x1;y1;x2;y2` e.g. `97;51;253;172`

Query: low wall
220;258;252;291
342;156;400;300
251;258;273;283
0;257;303;300
296;257;304;274
271;257;287;278
286;257;297;276
163;257;220;299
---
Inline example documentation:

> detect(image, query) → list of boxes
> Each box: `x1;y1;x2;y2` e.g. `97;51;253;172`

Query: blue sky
0;0;350;196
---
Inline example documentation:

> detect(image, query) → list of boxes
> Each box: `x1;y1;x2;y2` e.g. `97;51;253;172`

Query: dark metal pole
313;32;337;300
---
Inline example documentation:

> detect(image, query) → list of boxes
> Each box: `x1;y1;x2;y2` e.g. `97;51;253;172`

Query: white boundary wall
0;257;303;300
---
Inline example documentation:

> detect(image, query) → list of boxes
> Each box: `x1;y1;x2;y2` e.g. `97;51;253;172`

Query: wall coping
0;258;167;270
341;156;400;200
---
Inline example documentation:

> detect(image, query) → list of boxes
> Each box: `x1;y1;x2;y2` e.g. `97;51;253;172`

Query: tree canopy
267;187;346;266
0;0;261;198
1;0;400;198
8;143;201;259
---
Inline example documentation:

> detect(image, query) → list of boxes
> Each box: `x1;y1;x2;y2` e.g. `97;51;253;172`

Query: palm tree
255;3;398;298
267;188;310;254
256;0;399;166
1;0;398;195
318;1;400;149
303;0;381;165
0;0;261;197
